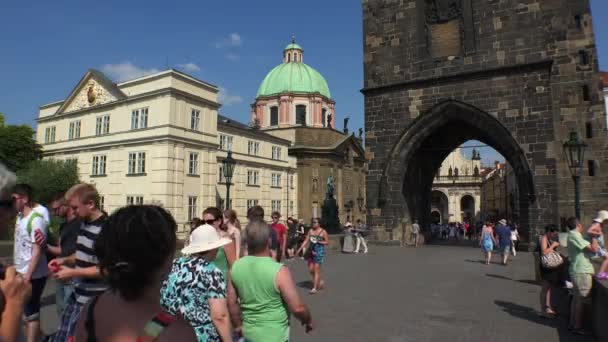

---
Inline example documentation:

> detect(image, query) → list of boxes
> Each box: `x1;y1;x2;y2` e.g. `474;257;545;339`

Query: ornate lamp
222;151;236;209
563;131;587;219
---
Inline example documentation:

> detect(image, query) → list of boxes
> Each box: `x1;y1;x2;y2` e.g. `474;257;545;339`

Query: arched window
270;106;279;126
296;105;307;125
322;108;327;127
288;53;291;62
454;168;459;177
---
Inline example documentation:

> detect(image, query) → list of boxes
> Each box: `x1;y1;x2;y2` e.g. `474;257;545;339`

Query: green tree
17;159;80;206
0;114;42;172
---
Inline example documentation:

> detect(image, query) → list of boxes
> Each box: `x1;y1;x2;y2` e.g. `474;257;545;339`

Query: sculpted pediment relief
63;78;118;113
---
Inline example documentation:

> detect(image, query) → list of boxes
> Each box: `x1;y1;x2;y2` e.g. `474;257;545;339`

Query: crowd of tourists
431;221;483;241
0;163;322;341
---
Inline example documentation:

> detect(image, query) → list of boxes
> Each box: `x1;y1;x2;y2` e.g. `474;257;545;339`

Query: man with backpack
12;184;49;342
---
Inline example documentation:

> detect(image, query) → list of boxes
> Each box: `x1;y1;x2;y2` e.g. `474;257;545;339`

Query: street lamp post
222;151;236;210
563;131;587;219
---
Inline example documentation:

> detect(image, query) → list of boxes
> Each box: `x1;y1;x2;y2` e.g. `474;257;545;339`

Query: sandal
309;288;318;294
545;307;557;315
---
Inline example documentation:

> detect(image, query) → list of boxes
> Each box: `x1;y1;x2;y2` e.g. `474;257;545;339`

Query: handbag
541;251;563;269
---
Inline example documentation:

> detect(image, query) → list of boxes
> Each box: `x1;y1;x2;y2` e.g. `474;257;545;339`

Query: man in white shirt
12;184;48;342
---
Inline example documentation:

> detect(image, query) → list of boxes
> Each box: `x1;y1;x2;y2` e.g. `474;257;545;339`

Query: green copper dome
256;62;331;99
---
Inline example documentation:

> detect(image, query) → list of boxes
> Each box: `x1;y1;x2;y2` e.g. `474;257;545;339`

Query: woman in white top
510;225;519;256
222;209;242;259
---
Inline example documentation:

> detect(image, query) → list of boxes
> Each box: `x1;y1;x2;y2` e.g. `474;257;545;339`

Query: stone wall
362;0;608;244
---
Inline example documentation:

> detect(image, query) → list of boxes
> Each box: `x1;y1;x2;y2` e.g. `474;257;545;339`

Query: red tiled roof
601;71;608;88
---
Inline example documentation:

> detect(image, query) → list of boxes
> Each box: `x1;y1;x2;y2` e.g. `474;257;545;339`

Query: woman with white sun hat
160;224;233;342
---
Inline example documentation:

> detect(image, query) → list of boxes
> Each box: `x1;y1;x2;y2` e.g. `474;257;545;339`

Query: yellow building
36;69;297;234
431;148;483;223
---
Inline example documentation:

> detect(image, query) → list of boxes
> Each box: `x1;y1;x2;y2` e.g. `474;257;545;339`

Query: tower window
586;122;593;138
582;85;590;101
574;15;582;29
296;105;307;125
588;160;596;177
270;106;279;126
322;108;327;127
579;50;589;65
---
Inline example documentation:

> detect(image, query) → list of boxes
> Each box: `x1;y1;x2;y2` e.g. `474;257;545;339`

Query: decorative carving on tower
425;0;462;24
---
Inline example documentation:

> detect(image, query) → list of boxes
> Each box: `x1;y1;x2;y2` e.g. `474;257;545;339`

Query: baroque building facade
36;69;298;234
431;148;482;224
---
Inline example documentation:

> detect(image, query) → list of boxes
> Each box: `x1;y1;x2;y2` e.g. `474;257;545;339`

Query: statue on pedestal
321;174;341;234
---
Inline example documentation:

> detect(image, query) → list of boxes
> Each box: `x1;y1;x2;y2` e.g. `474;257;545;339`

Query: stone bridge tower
362;0;608;246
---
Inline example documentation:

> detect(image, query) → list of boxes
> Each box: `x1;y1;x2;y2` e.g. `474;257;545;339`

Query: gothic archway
376;100;535;242
460;195;475;223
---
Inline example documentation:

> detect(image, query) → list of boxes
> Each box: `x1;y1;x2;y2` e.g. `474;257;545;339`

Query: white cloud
215;33;242;48
225;53;239;61
101;62;160;82
176;62;201;72
219;87;243;106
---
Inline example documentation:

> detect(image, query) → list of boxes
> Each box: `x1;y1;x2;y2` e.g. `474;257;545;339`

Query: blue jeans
55;280;74;316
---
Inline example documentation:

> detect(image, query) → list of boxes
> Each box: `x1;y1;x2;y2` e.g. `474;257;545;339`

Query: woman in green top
203;207;237;278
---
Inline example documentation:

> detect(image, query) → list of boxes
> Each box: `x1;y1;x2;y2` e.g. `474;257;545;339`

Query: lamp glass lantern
222;151;236;209
563;131;587;177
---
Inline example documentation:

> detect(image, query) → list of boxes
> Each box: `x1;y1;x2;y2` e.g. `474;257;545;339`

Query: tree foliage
17;159;80;206
0;114;42;172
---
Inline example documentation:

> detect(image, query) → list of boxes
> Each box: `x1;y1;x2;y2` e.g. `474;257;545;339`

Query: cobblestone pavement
40;244;595;341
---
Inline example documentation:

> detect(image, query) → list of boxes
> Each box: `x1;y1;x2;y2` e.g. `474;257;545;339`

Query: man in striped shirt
49;184;107;342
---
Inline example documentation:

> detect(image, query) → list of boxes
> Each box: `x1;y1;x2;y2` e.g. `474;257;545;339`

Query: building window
190;109;201;130
588;160;596;177
96;115;110;135
188;196;197;221
586;122;593;138
128;152;146;174
271;173;282;187
219;134;233;151
247;170;259;186
582;85;590;101
322;108;327;127
270;106;279;126
575;14;583;29
296;105;306;125
68;121;81;140
271;200;281;213
127;196;144;205
247;199;259;209
188;153;199;175
44;126;56;144
272;146;282;160
217;198;233;210
248;141;260;156
579;50;589;65
92;155;106;176
99;196;105;211
131;108;148;130
290;175;294;189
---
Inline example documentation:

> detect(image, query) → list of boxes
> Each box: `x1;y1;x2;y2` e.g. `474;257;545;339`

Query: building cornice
361;60;554;95
218;123;291;146
118;69;219;93
253;92;336;105
40;125;217;154
215;153;293;172
38;87;221;122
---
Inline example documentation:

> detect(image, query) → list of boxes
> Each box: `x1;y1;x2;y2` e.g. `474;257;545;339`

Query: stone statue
326;175;335;198
343;117;350;134
358;128;363;138
327;113;333;127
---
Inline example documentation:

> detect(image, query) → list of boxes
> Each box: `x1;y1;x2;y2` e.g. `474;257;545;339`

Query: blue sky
1;1;606;167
